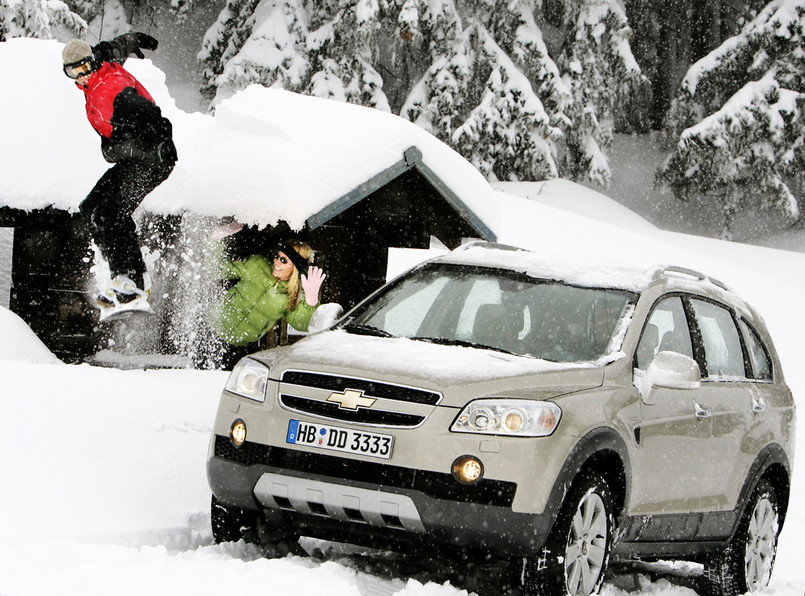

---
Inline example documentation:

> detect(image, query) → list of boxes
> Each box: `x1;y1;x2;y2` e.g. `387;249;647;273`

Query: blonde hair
285;241;314;310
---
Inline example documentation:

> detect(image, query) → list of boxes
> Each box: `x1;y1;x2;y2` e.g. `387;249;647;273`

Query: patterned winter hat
62;39;92;65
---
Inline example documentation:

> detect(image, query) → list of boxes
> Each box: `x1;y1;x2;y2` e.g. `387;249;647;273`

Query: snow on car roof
0;38;500;234
433;242;657;292
431;243;756;318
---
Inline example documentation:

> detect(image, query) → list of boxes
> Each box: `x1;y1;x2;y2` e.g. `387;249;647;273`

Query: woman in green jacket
213;239;326;354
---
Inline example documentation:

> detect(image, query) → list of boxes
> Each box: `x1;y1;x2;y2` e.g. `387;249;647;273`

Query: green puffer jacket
213;254;318;347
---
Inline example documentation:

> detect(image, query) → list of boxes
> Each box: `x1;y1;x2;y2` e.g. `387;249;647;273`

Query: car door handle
694;403;711;419
752;397;766;413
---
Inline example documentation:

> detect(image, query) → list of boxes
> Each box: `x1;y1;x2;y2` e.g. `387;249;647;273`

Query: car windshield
344;264;636;362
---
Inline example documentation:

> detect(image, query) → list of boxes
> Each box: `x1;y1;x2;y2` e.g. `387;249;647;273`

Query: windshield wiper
344;323;396;338
409;336;519;356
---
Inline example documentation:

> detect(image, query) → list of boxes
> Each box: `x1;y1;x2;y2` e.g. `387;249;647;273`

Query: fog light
230;419;247;447
452;455;484;484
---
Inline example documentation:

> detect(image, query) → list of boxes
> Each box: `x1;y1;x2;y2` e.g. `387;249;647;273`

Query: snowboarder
62;33;177;319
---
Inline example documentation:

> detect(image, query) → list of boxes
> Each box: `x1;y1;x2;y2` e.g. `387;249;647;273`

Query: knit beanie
62;39;92;65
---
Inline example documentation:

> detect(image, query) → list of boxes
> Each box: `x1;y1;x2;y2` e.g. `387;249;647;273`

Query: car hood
252;330;606;406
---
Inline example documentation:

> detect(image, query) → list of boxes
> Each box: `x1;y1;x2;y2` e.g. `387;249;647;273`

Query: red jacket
78;62;155;139
77;60;173;163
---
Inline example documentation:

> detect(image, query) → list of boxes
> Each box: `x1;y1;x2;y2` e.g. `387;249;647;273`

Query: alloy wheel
565;491;609;596
745;495;779;590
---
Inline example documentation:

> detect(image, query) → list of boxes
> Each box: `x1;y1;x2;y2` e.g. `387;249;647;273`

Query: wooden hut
0;143;495;364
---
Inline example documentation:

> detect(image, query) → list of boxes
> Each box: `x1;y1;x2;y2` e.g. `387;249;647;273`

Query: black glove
93;40;117;64
136;33;158;52
108;32;158;60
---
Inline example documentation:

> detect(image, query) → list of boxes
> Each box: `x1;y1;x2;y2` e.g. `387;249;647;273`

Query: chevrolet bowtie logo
327;389;376;410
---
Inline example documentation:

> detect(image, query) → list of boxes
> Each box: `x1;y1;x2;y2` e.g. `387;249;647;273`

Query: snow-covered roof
0;37;501;235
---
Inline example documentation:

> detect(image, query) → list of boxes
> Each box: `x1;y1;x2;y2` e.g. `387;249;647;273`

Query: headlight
451;399;561;437
225;358;269;402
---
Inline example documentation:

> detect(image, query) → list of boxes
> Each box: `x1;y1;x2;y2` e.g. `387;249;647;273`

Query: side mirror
307;302;344;333
634;351;701;404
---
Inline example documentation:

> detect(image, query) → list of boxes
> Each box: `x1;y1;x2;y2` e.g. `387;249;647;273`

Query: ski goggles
63;58;95;80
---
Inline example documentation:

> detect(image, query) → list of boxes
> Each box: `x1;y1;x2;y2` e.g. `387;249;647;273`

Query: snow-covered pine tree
64;0;102;23
659;0;805;238
400;0;473;141
553;0;647;187
198;0;263;99
402;0;567;181
168;0;195;24
452;23;562;181
623;0;766;129
505;1;572;134
210;0;310;104
305;0;391;111
1;0;86;40
197;0;648;187
84;0;130;43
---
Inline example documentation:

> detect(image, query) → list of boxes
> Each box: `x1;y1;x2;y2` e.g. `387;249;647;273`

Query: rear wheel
523;470;614;596
703;478;780;596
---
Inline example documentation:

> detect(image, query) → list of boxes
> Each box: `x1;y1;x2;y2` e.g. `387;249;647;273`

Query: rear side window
635;296;693;370
690;299;745;379
738;319;772;380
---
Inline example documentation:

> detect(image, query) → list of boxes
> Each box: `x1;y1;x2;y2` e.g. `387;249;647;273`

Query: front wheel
211;494;259;544
703;478;780;596
523;470;614;596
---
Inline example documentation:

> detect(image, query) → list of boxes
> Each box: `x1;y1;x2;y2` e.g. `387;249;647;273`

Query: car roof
432;242;749;309
432;242;657;292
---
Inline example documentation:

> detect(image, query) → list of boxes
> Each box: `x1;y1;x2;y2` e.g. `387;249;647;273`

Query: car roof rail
651;265;732;292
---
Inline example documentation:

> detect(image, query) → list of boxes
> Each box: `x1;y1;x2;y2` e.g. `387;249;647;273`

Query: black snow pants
79;157;174;287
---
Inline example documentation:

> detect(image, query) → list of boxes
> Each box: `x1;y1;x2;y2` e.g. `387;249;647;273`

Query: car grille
214;436;515;508
278;370;441;427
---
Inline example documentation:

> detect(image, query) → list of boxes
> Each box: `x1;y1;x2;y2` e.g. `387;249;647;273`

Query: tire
703;478;780;596
210;494;259;544
523;470;614;596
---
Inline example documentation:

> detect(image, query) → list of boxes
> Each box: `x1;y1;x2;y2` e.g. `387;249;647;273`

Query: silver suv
207;242;794;596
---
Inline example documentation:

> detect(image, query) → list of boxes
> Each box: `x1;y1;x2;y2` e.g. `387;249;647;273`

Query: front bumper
207;437;552;555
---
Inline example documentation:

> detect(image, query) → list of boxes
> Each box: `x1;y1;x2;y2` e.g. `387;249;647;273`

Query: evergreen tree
197;0;645;186
553;0;647;186
400;1;473;144
211;0;310;103
452;23;562;181
1;0;85;40
625;0;766;129
85;0;130;43
658;0;805;238
66;0;103;23
198;0;262;99
305;0;391;110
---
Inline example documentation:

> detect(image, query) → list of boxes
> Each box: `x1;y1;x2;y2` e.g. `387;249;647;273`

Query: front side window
635;296;693;370
345;264;636;363
690;299;745;379
739;319;772;380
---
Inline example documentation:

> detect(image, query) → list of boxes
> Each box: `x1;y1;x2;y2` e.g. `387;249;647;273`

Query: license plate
286;419;394;459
